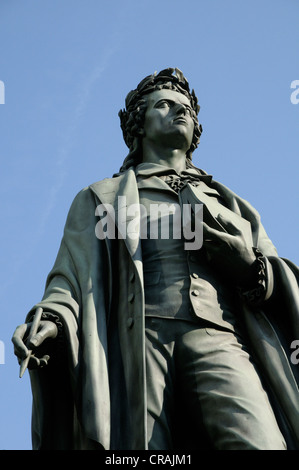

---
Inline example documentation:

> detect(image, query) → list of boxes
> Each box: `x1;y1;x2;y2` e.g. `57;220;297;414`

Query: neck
142;146;187;173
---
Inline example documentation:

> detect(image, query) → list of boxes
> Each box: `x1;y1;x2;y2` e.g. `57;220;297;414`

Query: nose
174;103;187;115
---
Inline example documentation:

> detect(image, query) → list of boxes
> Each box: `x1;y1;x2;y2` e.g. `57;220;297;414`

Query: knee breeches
145;317;286;450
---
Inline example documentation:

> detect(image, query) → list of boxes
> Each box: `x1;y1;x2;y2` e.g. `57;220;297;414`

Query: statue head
118;68;203;172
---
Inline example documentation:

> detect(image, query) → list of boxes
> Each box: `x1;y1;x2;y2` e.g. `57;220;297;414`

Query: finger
202;222;228;242
28;354;50;370
27;322;58;349
216;214;241;236
22;354;39;370
202;221;217;238
11;324;31;358
39;355;50;368
11;323;28;345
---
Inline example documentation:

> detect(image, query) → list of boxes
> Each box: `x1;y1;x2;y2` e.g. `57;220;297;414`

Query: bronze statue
12;68;299;450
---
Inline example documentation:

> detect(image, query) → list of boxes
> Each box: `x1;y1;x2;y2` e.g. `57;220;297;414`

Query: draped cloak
27;168;299;450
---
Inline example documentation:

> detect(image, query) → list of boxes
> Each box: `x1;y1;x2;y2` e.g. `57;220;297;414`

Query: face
142;89;195;152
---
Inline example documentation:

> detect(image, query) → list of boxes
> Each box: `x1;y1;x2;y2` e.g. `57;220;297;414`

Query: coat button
192;273;199;279
127;317;134;328
128;293;135;303
129;272;135;282
191;289;200;296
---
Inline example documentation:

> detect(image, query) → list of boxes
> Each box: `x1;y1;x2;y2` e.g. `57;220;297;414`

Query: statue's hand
203;214;257;287
12;319;58;370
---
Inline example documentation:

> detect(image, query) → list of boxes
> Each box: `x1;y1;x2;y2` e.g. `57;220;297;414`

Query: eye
156;100;170;108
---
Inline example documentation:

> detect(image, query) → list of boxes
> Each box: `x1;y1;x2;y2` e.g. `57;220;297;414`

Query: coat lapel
89;168;142;263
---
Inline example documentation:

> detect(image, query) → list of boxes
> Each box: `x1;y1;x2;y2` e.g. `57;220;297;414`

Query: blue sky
0;0;298;450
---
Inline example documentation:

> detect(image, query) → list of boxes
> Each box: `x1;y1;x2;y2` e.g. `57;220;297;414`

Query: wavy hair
118;68;203;173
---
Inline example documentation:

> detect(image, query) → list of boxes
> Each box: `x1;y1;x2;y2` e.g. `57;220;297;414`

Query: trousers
145;317;286;450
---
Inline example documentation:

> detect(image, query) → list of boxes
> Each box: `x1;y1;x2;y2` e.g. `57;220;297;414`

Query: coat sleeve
26;188;95;363
243;215;299;449
27;187;110;449
211;179;299;447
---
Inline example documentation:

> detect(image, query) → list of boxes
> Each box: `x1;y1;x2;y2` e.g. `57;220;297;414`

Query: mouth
173;117;187;124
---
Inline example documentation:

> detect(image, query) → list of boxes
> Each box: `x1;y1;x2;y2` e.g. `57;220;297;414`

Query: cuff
238;248;274;306
27;311;65;361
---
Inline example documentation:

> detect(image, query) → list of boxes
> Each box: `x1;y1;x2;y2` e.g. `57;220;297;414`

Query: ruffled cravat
163;174;201;193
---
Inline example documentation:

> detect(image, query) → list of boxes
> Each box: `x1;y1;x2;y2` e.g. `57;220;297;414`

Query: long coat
27;168;299;450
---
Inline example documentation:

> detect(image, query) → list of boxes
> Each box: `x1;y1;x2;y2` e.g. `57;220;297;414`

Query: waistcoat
136;165;239;332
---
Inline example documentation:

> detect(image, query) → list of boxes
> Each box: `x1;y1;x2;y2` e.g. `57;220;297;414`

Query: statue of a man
12;68;299;450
